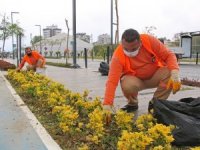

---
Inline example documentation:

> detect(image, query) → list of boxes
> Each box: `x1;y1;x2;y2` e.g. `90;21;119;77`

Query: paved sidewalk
0;71;61;150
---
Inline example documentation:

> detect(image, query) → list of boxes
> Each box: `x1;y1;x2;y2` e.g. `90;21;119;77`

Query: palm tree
0;14;24;59
0;15;10;58
9;23;24;35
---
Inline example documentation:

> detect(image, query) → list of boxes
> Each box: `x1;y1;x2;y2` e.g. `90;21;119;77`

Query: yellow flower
78;122;83;128
115;110;134;131
152;145;164;150
191;147;200;150
118;130;152;150
78;144;89;150
148;124;174;147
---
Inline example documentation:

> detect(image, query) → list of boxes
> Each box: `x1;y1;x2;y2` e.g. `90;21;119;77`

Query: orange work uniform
19;51;45;69
103;34;179;105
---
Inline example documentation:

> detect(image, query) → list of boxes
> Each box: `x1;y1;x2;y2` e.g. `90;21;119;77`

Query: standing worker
16;47;45;72
103;29;181;114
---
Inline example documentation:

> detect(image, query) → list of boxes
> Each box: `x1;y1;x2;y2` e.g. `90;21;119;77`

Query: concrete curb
0;71;62;150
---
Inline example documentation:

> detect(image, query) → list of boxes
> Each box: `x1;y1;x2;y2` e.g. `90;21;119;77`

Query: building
76;33;90;43
34;33;93;56
43;25;62;38
180;31;200;58
96;34;111;45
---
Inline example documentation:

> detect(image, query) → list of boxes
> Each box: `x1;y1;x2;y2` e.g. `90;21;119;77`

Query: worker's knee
26;65;36;71
121;75;142;94
37;59;43;65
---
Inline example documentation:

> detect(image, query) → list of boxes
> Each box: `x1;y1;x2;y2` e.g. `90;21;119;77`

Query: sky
1;0;200;51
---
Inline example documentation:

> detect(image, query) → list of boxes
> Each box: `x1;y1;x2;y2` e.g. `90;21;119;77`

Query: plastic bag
153;97;200;146
98;62;109;76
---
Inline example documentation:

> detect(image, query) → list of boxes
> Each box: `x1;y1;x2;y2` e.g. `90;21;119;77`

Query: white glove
167;70;181;94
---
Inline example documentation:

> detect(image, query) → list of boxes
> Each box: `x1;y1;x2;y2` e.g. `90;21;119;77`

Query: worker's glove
166;69;181;94
103;105;114;125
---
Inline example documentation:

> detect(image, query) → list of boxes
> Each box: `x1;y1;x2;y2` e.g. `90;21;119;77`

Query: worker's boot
121;96;138;113
121;104;138;113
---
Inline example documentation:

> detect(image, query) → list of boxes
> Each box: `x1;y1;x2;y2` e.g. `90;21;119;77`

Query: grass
179;58;200;62
46;61;72;68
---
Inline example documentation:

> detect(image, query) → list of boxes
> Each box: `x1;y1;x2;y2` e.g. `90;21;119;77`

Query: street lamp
35;24;42;54
72;0;80;68
11;11;19;59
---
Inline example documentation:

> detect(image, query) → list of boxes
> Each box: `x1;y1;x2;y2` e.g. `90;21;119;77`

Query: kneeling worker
16;47;45;72
103;29;181;114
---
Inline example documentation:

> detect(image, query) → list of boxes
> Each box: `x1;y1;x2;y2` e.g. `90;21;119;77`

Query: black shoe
121;104;138;113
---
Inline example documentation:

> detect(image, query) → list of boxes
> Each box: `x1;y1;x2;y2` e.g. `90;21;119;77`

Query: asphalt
0;58;200;149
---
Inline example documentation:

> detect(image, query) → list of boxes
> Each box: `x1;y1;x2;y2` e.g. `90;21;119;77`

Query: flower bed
0;60;16;70
6;70;190;150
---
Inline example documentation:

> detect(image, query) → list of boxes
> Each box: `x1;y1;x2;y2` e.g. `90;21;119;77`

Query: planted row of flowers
7;70;188;150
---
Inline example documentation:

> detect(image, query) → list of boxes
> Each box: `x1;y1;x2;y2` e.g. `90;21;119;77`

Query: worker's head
25;47;32;56
122;29;141;57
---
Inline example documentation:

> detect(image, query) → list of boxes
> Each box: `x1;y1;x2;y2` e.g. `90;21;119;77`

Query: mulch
0;60;16;71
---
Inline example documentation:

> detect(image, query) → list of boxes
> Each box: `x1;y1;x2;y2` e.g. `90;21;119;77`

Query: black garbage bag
153;97;200;146
99;62;109;76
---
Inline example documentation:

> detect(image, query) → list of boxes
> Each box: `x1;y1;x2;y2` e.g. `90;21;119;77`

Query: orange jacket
19;51;45;69
103;34;179;105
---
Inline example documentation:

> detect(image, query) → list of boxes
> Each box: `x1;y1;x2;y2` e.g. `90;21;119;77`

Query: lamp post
35;25;42;54
11;11;19;59
72;0;80;68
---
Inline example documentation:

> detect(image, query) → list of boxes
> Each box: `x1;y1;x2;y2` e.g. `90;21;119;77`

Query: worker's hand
166;69;181;94
16;68;20;72
103;105;113;125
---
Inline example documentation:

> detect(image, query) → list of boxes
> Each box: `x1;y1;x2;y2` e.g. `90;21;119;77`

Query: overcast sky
1;0;200;51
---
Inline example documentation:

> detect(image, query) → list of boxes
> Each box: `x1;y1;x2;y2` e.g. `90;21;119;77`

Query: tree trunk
2;32;6;60
115;0;119;45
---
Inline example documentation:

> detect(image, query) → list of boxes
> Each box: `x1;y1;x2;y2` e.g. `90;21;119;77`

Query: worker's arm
33;52;46;67
149;35;181;93
103;57;123;105
16;57;26;71
149;35;179;70
39;53;46;66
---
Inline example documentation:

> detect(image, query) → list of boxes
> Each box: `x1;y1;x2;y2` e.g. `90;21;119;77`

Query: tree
58;37;65;52
49;40;56;51
65;19;70;64
173;33;181;46
55;50;61;58
0;14;23;59
44;50;48;57
143;26;157;36
31;36;42;45
9;23;24;35
0;14;11;55
114;0;119;45
49;50;53;57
